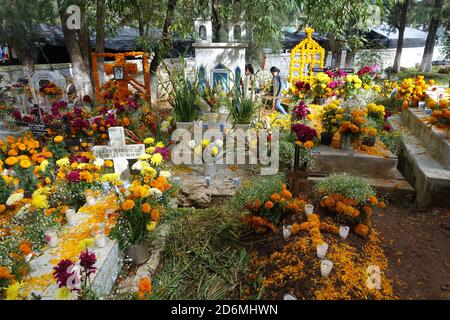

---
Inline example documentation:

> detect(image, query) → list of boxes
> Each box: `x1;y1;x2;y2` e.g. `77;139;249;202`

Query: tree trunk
344;50;356;68
149;0;177;75
96;0;106;86
420;0;443;73
58;3;92;98
17;49;35;77
211;0;221;42
393;0;409;73
328;34;342;67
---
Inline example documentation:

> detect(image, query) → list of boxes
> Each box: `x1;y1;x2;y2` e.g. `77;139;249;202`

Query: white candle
320;260;333;277
233;177;241;189
418;101;425;110
95;234;106;248
305;204;314;216
339;225;350;239
44;229;58;248
283;294;297;300
316;242;328;259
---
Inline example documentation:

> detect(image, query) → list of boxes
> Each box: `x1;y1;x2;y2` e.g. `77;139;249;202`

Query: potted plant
228;86;257;130
165;65;200;130
338;107;367;151
319;100;344;145
189;138;223;178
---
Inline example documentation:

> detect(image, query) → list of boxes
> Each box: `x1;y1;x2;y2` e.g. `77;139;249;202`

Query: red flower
66;170;81;182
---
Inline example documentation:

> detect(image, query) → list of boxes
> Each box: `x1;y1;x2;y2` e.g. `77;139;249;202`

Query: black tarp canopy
365;25;428;48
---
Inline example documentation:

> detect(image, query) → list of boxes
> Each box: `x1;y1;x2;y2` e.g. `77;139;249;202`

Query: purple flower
384;110;392;120
291;123;317;143
66;170;81;182
127;98;138;110
53;259;75;288
11;110;22;120
83;95;92;103
327;81;337;89
79;250;97;276
155;147;170;160
293;101;310;119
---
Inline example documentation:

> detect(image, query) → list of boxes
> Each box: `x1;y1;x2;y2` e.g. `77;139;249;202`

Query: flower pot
320;132;333;145
203;162;216;178
126;243;150;265
176;122;193;131
315;97;326;105
218;112;229;123
340;133;352;151
203;112;219;123
362;136;376;147
233;124;251;131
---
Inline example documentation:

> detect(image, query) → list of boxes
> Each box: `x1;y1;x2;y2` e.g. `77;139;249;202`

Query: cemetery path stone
373;205;450;299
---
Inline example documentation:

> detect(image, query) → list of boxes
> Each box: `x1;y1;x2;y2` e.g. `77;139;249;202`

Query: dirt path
373;205;450;299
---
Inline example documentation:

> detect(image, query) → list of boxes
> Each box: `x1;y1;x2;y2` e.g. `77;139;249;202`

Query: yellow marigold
150;153;163;166
5;157;18;166
19;159;32;169
105;160;113;167
122;199;135;211
54;135;64;143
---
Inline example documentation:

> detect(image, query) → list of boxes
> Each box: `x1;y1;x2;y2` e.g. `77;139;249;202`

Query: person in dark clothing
270;66;287;115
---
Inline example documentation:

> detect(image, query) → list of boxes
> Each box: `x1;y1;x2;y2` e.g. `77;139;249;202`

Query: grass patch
153;206;250;300
395;68;449;85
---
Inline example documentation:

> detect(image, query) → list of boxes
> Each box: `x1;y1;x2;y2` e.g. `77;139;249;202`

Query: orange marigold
355;224;369;238
19;159;32;169
0;204;6;214
0;266;13;279
5;157;18;166
142;203;152;214
265;201;274;209
138;277;152;293
270;193;281;202
150;209;160;222
19;241;32;255
122;199;135;211
281;189;292;200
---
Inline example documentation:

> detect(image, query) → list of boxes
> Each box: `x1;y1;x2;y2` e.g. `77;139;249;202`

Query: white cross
93;127;145;181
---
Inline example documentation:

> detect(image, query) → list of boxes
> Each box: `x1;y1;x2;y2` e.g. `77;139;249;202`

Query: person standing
270;66;287;115
242;64;259;101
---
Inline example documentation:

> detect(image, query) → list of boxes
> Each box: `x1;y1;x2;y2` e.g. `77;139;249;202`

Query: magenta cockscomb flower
53;259;75;288
79;250;97;276
291;123;317;143
293;101;310;119
155;147;170;160
66;170;81;182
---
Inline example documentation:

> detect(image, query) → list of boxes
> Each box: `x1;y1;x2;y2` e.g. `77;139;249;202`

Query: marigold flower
19;241;32;255
270;193;281;202
122;199;135;211
0;266;13;279
142;203;152;214
355;224;369;238
150;209;160;222
54;135;64;143
19;159;31;169
5;157;18;166
265;201;274;209
138;277;152;294
0;204;6;214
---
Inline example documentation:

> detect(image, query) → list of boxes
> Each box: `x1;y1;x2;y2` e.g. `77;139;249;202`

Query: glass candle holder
305;204;314;216
283;225;292;239
233;177;241;189
418;101;425;110
320;259;333;277
66;208;77;226
95;233;106;248
424;107;432;115
316;242;328;259
204;176;212;188
44;229;58;248
339;225;350;239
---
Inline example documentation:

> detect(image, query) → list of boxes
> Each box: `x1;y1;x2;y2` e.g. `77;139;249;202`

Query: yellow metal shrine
289;27;325;83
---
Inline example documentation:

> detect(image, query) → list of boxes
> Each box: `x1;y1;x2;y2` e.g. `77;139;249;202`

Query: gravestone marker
93;127;145;181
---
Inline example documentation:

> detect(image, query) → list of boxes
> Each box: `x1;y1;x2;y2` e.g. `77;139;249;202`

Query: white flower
93;158;104;167
188;140;197;149
6;192;24;206
139;154;152;161
159;170;172;178
66;265;82;291
132;160;150;171
214;139;223;149
149;188;163;198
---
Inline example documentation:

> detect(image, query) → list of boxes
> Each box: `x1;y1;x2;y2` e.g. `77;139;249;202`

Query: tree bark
211;0;222;42
393;0;409;73
149;0;177;75
420;0;443;73
58;2;92;97
96;0;106;86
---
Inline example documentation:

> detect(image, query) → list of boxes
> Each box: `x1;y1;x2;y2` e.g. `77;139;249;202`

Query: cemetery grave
0;2;449;304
